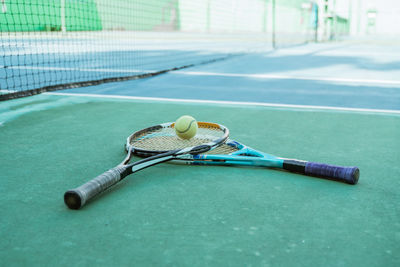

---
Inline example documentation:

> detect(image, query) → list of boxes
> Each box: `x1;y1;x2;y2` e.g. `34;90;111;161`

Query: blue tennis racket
134;139;359;185
181;140;359;184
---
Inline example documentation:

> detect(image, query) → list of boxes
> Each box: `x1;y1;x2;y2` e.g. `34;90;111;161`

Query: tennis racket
64;122;229;209
135;139;359;185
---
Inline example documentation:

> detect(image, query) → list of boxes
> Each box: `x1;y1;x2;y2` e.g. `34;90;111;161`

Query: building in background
349;0;400;36
0;0;398;40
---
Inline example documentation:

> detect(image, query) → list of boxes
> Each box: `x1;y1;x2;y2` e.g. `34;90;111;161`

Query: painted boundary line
5;66;153;73
46;92;400;115
6;67;400;86
176;71;400;86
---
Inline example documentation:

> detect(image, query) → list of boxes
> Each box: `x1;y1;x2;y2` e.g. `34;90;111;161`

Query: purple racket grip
305;162;359;184
283;159;359;184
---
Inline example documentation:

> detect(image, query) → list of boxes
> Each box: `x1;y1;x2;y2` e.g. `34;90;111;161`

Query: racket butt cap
64;190;82;210
350;167;360;185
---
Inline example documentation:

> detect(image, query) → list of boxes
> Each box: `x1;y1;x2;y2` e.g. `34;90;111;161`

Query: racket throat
194;154;284;168
130;155;174;173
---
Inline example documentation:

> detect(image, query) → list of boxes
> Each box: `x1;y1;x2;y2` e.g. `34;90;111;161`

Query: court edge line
45;92;400;115
6;66;400;86
176;71;400;86
8;67;399;85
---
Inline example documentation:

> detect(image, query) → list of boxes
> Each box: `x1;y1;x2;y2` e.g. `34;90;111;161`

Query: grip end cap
64;190;83;210
349;167;360;185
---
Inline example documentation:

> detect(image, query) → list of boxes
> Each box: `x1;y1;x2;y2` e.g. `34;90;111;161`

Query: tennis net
1;0;323;100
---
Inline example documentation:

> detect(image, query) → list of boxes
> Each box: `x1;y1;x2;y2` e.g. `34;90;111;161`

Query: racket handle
283;160;359;184
64;166;126;209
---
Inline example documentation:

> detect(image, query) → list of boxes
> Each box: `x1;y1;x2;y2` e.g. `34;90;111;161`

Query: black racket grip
283;160;359;184
64;166;126;209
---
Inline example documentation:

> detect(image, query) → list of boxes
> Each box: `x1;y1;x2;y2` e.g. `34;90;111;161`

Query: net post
61;0;66;33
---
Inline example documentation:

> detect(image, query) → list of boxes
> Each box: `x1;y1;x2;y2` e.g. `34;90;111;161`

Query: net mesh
1;0;323;100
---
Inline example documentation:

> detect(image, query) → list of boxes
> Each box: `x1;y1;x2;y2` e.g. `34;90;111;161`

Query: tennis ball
175;115;198;139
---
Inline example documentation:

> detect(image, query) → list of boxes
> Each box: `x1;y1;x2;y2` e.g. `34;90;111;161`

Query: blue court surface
54;41;400;112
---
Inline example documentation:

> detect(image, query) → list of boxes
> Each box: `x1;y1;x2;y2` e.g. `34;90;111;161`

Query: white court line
7;66;400;86
8;66;400;85
6;66;156;73
176;71;400;86
46;92;400;115
0;89;17;94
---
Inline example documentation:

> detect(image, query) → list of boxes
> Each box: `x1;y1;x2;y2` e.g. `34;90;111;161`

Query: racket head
126;122;229;157
203;140;246;155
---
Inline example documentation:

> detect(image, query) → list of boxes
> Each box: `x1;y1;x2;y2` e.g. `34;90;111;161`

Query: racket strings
205;144;239;155
129;124;225;151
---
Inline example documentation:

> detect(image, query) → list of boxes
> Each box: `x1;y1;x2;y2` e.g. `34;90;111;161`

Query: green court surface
0;94;399;266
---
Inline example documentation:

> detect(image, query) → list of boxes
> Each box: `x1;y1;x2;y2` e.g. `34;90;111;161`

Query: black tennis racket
64;122;229;209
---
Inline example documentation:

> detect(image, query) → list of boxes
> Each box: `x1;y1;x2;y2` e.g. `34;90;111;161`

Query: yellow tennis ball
175;115;198;139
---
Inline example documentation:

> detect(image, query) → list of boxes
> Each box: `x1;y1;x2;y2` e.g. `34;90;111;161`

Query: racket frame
64;122;229;209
